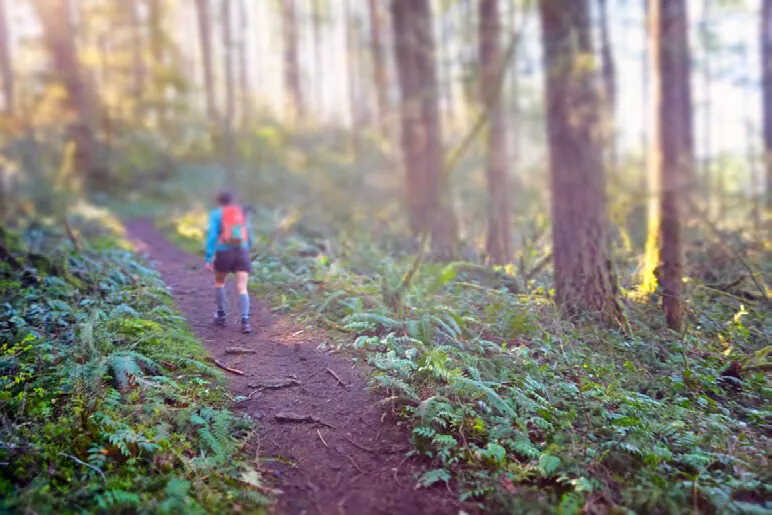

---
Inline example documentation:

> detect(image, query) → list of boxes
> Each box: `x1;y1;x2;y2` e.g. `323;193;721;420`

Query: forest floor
124;219;466;515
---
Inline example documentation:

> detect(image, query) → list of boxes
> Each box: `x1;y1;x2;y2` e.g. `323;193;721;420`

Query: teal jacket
205;207;251;263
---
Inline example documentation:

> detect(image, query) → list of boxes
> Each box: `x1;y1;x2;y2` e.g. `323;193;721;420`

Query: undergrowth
164;205;770;514
0;220;269;513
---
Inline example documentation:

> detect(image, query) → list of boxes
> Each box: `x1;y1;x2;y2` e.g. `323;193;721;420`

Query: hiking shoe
241;318;252;334
214;312;226;327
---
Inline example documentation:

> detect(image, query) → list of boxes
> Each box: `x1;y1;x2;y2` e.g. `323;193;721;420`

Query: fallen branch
326;368;347;389
334;445;363;473
225;347;257;354
317;429;328;448
63;216;81;253
213;359;245;376
274;412;336;429
248;378;301;390
342;434;375;454
59;452;105;482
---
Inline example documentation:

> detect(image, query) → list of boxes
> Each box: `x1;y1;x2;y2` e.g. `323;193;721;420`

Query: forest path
124;220;463;515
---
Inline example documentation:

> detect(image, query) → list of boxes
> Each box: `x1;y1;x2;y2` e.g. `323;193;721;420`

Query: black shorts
213;248;251;273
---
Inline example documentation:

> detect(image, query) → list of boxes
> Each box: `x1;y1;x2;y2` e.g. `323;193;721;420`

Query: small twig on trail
317;429;329;448
326;368;348;389
248;378;301;390
59;452;105;482
342;434;376;454
225;346;257;354
335;446;364;473
274;412;336;429
240;390;261;402
213;358;245;376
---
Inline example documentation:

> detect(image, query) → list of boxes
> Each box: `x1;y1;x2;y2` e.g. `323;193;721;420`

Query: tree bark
195;0;217;122
643;0;693;331
0;0;13;115
368;0;390;138
479;0;512;264
33;0;102;186
392;0;458;259
281;0;304;121
539;0;619;319
763;0;771;208
598;0;617;168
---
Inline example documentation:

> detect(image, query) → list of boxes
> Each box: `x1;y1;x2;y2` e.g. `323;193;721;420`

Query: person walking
204;191;252;333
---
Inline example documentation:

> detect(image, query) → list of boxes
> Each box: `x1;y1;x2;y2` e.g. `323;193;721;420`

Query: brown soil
124;220;467;515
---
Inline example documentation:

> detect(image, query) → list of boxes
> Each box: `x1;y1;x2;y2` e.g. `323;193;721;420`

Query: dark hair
216;191;233;205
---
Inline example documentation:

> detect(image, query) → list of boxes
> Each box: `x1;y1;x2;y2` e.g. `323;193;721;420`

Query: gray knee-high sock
239;293;250;320
215;287;226;314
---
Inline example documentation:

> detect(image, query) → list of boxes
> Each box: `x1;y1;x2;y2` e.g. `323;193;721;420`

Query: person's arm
205;209;221;263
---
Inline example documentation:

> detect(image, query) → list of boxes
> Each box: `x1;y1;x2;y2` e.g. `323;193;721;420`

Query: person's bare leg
236;271;251;333
214;271;228;325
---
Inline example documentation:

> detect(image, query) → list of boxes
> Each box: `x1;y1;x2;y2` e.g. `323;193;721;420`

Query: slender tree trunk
643;0;692;331
479;0;512;264
439;7;454;128
281;0;304;121
195;0;217;122
763;0;772;208
127;0;144;118
33;0;102;186
539;0;619;319
509;1;520;178
392;0;458;258
701;0;713;214
311;0;323;115
148;0;165;127
344;0;360;156
368;0;389;138
238;0;250;129
222;0;235;180
0;0;13;115
598;0;617;169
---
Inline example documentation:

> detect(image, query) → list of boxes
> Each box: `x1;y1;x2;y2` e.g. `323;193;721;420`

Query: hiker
204;191;252;334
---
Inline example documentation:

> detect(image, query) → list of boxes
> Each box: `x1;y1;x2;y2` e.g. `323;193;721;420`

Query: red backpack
219;205;247;246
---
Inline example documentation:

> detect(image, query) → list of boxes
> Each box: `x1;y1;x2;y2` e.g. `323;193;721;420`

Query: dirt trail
124;220;464;515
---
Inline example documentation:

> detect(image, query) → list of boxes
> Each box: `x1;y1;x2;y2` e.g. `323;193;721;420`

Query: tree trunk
148;0;165;127
642;0;692;331
127;0;145;118
598;0;617;169
392;0;458;258
238;0;250;129
222;0;235;180
763;0;771;209
368;0;389;138
0;0;13;115
539;0;619;319
281;0;304;121
344;0;360;156
195;0;217;122
479;0;512;264
33;0;102;186
311;0;323;114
